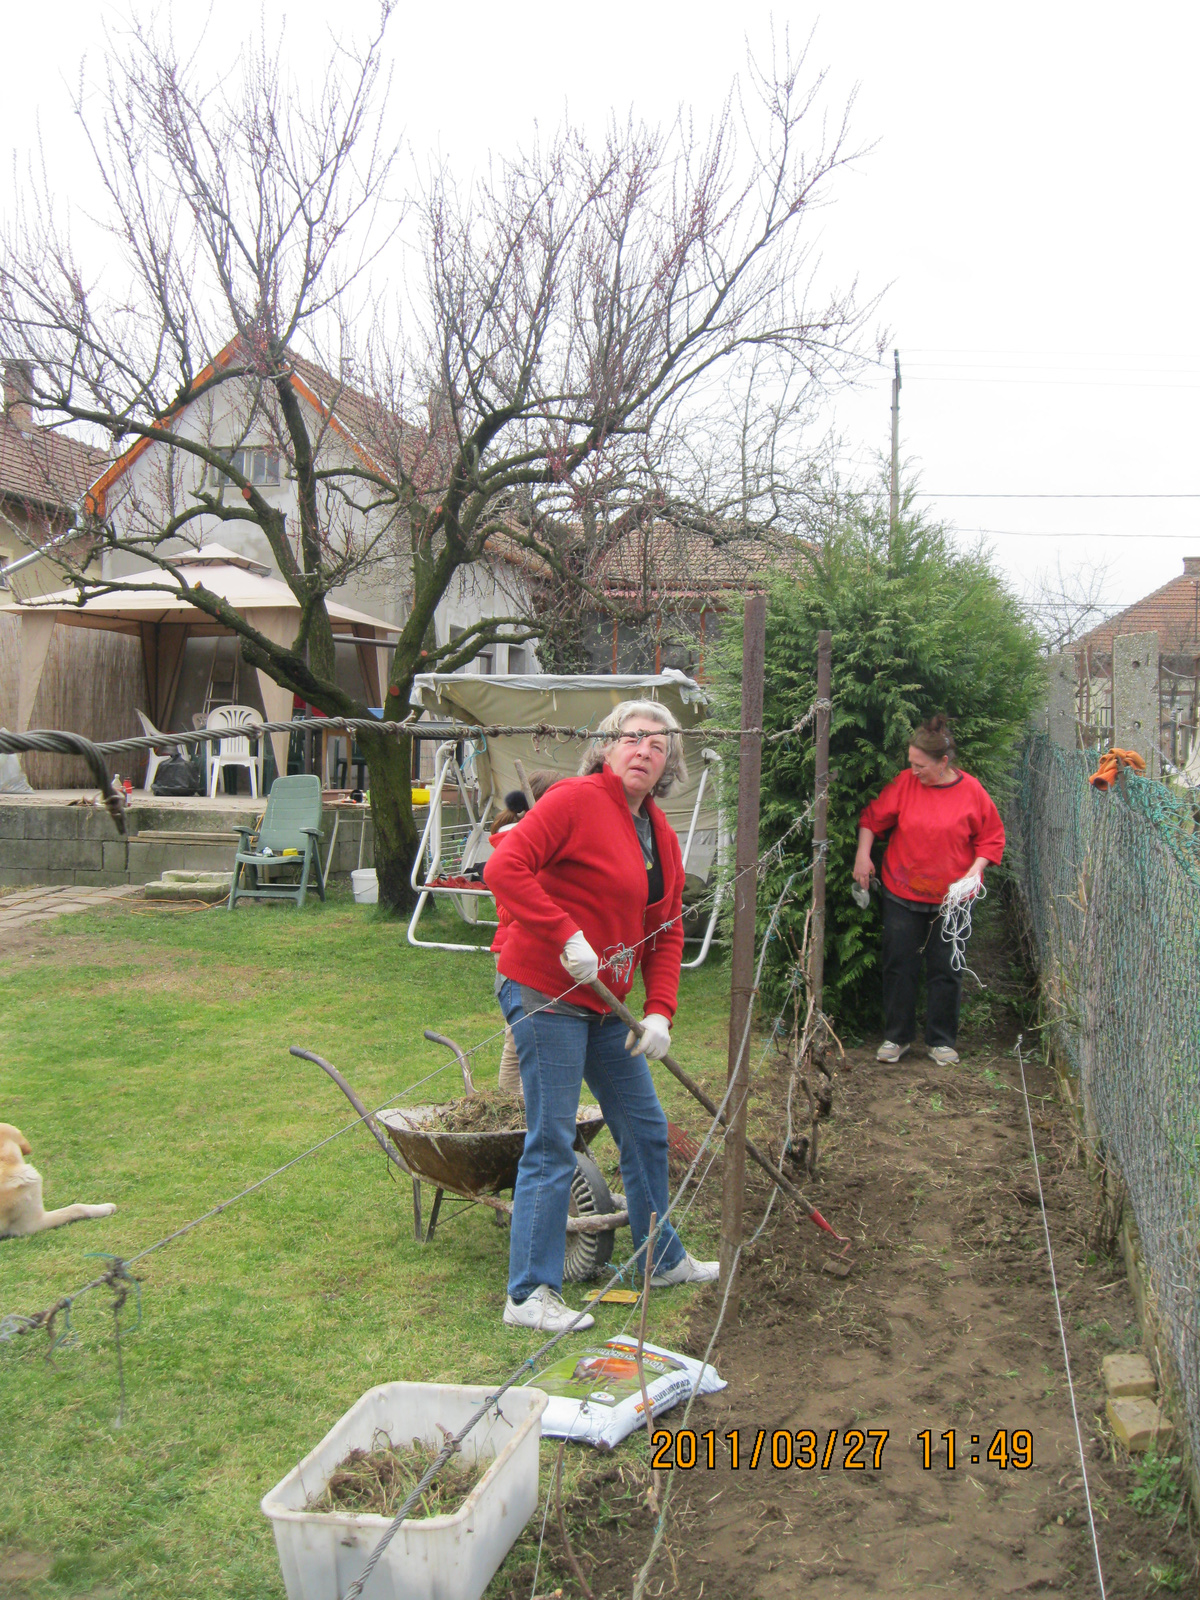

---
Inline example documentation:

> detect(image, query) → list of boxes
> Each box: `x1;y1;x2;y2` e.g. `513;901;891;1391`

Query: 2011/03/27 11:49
919;1429;1034;1469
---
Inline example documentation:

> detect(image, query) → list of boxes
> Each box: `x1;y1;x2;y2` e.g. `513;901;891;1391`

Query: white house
85;342;538;723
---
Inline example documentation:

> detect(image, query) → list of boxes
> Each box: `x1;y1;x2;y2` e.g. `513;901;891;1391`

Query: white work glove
626;1013;671;1060
947;872;982;901
560;931;600;985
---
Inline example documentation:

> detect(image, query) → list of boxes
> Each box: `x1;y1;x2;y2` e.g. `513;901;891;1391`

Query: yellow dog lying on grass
0;1123;115;1238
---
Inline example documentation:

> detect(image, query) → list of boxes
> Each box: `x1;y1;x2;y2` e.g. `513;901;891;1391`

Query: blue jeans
498;978;686;1302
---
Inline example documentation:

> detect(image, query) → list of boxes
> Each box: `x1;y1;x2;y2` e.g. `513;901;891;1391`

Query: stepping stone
1106;1396;1173;1452
1101;1352;1157;1398
144;875;231;903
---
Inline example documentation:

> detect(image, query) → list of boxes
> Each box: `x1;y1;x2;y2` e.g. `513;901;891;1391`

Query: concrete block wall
0;801;389;888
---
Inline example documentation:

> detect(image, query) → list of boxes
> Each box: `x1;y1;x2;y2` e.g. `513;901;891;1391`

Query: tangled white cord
939;874;986;980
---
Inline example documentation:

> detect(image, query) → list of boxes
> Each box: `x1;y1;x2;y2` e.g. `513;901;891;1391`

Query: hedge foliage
712;503;1045;1031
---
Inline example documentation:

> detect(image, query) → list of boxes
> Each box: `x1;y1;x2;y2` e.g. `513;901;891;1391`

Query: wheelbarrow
291;1033;628;1282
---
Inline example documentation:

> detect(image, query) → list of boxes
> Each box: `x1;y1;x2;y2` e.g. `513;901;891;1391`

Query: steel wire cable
1014;1035;1107;1599
339;872;805;1599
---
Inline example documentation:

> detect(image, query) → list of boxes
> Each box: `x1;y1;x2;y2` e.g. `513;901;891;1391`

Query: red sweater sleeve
482;784;583;951
639;816;685;1019
971;786;1006;865
860;775;904;835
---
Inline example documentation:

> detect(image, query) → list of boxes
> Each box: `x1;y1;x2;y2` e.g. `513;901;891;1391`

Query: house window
506;645;528;674
206;447;280;489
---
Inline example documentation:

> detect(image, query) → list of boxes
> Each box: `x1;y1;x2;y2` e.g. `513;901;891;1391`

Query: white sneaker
928;1045;960;1066
503;1285;595;1332
651;1252;720;1288
876;1040;910;1063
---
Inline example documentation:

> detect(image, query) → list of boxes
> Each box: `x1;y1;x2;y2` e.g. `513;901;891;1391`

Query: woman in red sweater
853;715;1005;1067
483;700;717;1332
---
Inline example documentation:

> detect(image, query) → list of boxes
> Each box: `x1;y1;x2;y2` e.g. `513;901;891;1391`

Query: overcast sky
4;1;1196;618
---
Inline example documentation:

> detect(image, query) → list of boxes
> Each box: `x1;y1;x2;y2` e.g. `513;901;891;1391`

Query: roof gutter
0;525;81;582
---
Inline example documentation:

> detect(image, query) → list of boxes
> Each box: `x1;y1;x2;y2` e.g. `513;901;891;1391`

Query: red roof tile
591;521;809;601
1074;558;1200;655
0;414;108;512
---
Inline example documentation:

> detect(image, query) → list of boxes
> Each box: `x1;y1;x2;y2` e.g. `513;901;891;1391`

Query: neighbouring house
0;361;109;597
83;342;540;716
569;521;806;680
0;362;132;786
3;343;541;784
1070;555;1200;768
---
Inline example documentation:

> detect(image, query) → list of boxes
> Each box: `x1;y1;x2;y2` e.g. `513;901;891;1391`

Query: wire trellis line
339;868;814;1600
1;700;828;764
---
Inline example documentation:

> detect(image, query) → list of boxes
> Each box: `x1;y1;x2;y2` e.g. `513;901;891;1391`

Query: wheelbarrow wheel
563;1149;616;1283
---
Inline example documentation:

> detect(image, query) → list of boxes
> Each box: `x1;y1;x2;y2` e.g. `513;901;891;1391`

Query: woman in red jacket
483;700;717;1332
853;715;1005;1067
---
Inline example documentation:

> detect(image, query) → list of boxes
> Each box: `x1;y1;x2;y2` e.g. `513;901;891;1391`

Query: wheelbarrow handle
290;1046;411;1176
423;1029;475;1096
585;978;844;1240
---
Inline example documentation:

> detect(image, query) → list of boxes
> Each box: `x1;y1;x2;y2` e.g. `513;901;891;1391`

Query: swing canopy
410;670;720;879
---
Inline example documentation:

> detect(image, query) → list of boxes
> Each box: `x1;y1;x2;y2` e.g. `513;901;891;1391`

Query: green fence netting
1010;732;1200;1466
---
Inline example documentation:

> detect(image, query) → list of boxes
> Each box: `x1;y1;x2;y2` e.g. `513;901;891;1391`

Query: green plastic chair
227;775;326;910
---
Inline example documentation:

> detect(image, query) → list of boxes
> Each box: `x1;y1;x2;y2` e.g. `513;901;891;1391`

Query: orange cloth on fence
1089;748;1147;790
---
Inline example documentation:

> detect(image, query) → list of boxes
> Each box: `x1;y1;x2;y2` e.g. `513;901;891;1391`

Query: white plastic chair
136;710;182;791
206;705;262;798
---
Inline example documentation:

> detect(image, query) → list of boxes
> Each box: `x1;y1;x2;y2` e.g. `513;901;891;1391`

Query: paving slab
1107;1396;1175;1452
0;884;140;940
1101;1352;1158;1399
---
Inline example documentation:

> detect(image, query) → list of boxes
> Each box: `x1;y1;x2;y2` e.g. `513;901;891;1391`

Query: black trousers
881;894;962;1049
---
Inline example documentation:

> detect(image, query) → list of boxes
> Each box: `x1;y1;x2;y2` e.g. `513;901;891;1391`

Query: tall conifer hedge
713;505;1045;1030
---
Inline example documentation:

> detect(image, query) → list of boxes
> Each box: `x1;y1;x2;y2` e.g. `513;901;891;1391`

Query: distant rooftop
1074;557;1200;654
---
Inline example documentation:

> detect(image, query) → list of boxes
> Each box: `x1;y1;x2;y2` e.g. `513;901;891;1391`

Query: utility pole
720;590;767;1305
889;349;901;535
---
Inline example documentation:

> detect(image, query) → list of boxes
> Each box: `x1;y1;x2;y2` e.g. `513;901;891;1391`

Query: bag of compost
537;1335;725;1448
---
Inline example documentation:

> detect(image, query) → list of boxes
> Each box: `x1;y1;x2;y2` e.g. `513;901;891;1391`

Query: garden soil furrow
530;1036;1196;1599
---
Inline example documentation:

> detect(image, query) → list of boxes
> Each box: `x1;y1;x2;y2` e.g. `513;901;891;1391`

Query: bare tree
0;13;877;907
1021;555;1119;655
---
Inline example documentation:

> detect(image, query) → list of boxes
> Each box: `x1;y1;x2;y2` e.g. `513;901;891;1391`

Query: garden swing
405;670;729;967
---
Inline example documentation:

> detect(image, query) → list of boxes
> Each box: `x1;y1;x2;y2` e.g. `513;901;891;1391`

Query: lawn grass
0;891;732;1598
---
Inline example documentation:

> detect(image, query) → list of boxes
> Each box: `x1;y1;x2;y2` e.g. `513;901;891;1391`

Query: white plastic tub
261;1381;548;1600
350;869;378;905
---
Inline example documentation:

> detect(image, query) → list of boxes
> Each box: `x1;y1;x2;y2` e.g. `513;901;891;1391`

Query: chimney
3;361;33;433
1184;557;1200;578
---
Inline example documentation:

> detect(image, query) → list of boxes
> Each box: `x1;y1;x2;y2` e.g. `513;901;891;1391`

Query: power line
962;530;1200;541
904;373;1200;391
903;348;1200;361
917;492;1200;500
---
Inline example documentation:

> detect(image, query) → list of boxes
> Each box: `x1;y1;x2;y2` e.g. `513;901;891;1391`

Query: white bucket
350;868;378;905
261;1381;548;1600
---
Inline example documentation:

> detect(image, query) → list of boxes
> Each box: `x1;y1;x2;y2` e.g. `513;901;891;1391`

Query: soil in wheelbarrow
427;1090;528;1133
490;916;1198;1596
308;1434;486;1519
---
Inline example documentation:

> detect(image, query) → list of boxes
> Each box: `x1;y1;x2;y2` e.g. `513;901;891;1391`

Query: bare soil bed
500;1021;1196;1597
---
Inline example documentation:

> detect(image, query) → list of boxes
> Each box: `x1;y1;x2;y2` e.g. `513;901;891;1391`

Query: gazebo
1;544;399;778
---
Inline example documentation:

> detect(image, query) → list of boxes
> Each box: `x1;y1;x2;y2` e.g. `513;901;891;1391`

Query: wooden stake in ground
808;630;832;1056
720;591;767;1301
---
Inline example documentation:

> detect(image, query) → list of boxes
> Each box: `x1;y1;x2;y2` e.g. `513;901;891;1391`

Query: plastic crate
261;1381;548;1600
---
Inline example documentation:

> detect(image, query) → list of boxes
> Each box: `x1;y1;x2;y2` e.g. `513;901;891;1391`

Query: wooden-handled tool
586;977;845;1241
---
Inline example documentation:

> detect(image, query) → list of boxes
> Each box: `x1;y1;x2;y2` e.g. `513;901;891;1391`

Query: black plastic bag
151;754;203;796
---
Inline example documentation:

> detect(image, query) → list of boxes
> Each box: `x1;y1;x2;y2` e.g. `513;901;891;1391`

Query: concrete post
1112;632;1160;778
1045;654;1079;749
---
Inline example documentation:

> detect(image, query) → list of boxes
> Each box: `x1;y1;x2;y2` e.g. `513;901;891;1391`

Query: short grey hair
579;699;689;798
